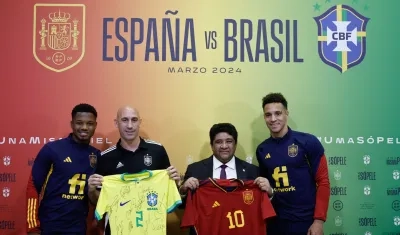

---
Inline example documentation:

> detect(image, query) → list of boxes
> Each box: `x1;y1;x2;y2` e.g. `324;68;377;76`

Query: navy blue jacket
256;127;325;221
26;134;101;234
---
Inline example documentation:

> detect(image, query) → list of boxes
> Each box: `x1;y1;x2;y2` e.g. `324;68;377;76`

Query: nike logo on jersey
120;200;130;206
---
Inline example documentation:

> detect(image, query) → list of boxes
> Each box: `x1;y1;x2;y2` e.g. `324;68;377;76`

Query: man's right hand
88;174;103;191
179;177;199;194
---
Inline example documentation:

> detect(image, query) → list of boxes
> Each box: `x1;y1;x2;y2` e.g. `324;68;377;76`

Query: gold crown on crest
48;10;71;23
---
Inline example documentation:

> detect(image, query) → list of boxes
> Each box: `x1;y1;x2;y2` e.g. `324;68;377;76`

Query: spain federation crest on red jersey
33;4;85;72
242;190;254;205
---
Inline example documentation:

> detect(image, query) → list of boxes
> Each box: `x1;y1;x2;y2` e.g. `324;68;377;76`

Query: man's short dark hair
209;123;238;144
71;103;98;119
262;93;288;109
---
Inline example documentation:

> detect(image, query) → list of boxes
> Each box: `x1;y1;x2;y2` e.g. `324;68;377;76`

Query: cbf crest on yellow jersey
95;170;182;235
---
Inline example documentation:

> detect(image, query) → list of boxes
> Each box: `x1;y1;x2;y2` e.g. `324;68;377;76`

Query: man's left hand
307;220;324;235
254;177;273;195
167;166;180;183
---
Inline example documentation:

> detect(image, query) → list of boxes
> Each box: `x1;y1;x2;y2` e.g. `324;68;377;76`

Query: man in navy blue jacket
256;93;330;235
26;103;101;235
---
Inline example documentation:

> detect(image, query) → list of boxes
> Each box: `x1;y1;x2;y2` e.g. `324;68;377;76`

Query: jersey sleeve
255;146;269;178
26;174;41;233
261;191;276;220
305;135;325;177
160;145;171;168
180;190;197;229
94;181;109;221
95;149;101;167
26;144;53;233
314;155;330;221
305;135;330;221
95;151;107;191
166;178;182;213
95;151;105;176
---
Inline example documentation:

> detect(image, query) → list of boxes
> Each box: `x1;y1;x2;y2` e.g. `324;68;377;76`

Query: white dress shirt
212;156;237;179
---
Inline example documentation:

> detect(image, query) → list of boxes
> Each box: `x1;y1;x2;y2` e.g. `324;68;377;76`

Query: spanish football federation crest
288;144;298;157
314;5;369;73
242;190;254;205
144;154;152;166
33;4;85;72
89;153;97;168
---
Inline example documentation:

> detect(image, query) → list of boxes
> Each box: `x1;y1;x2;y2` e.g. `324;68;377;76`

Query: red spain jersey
181;178;276;235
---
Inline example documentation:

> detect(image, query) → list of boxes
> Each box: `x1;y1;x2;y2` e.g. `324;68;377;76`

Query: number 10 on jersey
226;210;245;229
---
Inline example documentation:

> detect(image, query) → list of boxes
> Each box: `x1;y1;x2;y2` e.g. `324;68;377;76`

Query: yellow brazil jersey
95;170;182;235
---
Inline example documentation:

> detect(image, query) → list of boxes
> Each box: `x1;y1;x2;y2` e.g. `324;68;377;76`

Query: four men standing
26;93;330;235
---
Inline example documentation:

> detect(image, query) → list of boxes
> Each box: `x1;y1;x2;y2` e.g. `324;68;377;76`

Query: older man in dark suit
179;123;273;235
179;122;273;198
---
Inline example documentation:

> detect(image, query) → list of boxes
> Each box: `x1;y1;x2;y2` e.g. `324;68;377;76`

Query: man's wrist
267;187;274;197
179;185;187;195
89;187;97;193
313;219;324;224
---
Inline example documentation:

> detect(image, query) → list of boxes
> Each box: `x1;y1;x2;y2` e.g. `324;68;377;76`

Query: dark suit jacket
182;156;260;182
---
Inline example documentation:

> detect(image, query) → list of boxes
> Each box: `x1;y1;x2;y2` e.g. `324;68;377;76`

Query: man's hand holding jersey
254;177;274;197
87;174;103;205
179;177;200;195
88;174;103;190
167;166;181;184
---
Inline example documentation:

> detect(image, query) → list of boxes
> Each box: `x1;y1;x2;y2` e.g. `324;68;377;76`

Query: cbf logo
334;216;342;226
393;170;400;180
3;156;11;166
2;187;10;198
146;191;158;210
394;216;400;226
33;4;85;72
364;185;371;195
334;169;341;180
363;155;371;165
314;5;369;73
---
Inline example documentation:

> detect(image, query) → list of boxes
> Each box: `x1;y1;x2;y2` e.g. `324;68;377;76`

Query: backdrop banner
1;0;399;234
